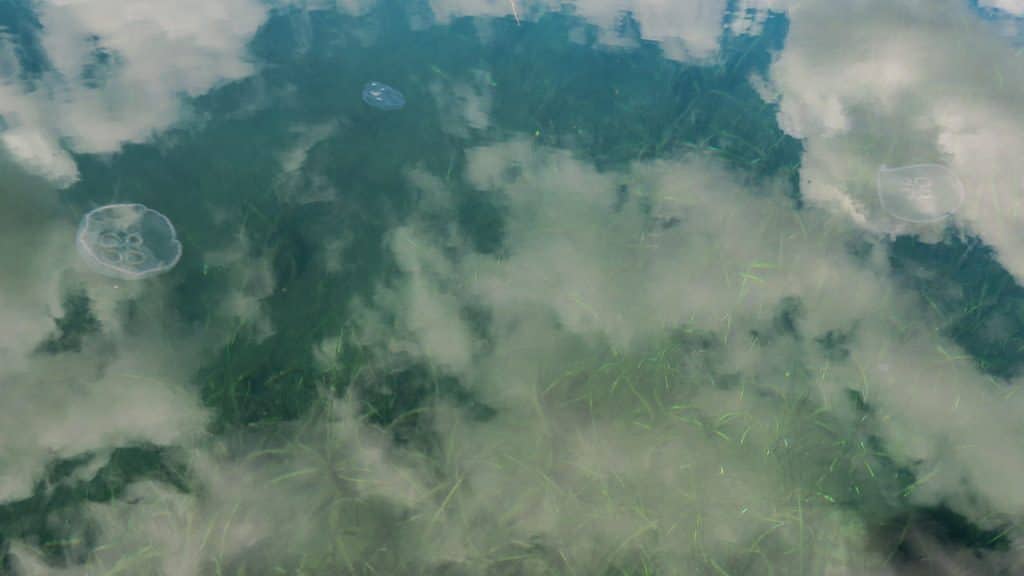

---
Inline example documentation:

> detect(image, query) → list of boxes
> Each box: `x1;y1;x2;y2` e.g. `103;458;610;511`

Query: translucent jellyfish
361;81;406;111
76;204;182;280
877;164;965;223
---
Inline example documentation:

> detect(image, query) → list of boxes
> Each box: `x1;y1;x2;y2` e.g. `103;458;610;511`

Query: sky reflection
1;1;1023;575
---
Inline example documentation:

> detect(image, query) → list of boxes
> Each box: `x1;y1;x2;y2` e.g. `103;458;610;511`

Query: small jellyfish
877;164;965;223
76;203;182;280
361;81;406;111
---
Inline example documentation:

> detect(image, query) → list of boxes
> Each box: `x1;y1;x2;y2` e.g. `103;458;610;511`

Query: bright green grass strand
706;554;733;576
268;467;320;486
716;412;743;426
431;474;464;525
606;521;658;566
864;461;876;478
627;378;655;420
101;545;156;576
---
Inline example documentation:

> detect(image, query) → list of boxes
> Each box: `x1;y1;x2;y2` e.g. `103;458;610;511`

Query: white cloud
0;0;268;186
0;187;211;503
344;138;1024;571
430;69;494;138
572;0;730;61
202;227;277;342
763;0;1024;283
425;0;782;62
7;1;1024;572
8;392;438;576
0;356;208;502
981;0;1024;16
10;132;1024;574
275;121;341;205
729;0;789;35
0;177;280;506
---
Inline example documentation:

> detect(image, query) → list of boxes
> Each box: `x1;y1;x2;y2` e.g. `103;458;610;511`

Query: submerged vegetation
1;1;1022;575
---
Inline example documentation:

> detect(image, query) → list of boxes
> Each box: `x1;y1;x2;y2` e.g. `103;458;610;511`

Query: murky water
1;1;1024;575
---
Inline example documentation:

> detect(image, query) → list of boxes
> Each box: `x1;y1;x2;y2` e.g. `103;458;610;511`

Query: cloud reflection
0;0;267;186
764;0;1024;284
3;1;1024;574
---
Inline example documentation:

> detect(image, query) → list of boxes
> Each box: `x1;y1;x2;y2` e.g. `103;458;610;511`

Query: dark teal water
1;1;1023;574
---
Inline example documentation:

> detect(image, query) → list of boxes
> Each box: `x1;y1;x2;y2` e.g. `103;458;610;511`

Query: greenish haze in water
1;1;1024;575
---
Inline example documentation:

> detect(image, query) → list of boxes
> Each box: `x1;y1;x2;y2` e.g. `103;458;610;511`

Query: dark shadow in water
889;233;1024;379
0;445;189;570
35;290;102;355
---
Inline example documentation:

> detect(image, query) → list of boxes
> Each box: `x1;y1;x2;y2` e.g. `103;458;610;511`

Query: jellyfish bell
361;81;406;111
76;203;182;280
877;164;965;224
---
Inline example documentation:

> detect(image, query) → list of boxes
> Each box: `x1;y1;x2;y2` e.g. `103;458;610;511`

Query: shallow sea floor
2;1;1024;574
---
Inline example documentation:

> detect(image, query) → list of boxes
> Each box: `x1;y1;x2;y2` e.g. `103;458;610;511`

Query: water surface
1;1;1024;575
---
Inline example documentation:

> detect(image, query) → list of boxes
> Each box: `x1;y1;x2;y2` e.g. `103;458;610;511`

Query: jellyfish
361;81;406;111
76;203;182;280
877;164;965;223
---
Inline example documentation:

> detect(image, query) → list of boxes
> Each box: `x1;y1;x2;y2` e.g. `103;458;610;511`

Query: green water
1;1;1024;574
